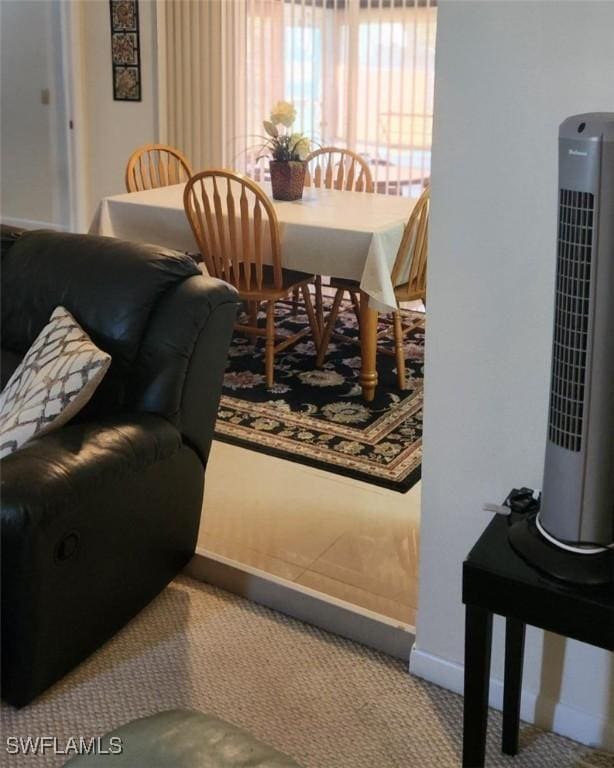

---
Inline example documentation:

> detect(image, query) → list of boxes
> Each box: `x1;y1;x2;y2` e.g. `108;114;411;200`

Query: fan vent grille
548;188;594;452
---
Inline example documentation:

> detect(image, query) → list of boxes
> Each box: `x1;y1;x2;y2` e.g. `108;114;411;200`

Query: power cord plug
504;487;541;514
483;487;541;517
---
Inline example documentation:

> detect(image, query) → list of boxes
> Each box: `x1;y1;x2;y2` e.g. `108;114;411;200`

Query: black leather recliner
0;227;238;707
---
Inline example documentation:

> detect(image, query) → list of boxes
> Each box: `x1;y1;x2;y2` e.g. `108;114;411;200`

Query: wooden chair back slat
191;184;212;273
158;152;169;186
212;176;229;281
355;166;367;192
148;151;158;188
201;182;221;276
390;186;430;301
325;156;334;188
125;144;192;192
137;155;148;190
226;177;240;284
345;159;356;190
184;169;283;292
169;156;179;185
304;147;374;193
142;152;149;187
253;198;263;289
334;157;345;190
409;201;429;287
239;186;252;287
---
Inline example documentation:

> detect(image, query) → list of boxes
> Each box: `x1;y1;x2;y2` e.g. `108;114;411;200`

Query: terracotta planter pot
269;161;306;201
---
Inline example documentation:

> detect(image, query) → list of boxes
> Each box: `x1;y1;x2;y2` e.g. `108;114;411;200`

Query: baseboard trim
184;549;414;662
409;647;614;750
0;217;68;231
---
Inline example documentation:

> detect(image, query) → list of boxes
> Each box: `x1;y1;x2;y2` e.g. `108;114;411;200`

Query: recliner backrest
1;229;201;417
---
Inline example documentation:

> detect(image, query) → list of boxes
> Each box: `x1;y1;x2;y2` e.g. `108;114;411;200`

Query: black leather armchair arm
133;274;239;464
1;414;204;707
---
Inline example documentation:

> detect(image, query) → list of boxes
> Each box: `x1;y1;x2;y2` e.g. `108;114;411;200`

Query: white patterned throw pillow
0;306;111;458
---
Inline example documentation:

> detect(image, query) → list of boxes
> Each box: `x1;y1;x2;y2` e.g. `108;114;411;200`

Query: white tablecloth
89;182;415;312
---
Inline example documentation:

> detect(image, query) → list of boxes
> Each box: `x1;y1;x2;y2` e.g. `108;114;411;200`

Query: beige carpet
2;577;612;768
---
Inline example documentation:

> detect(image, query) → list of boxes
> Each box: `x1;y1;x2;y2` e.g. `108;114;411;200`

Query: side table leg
502;618;526;755
463;605;493;768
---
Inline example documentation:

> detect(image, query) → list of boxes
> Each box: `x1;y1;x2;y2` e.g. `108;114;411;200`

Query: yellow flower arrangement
260;100;311;162
270;101;296;127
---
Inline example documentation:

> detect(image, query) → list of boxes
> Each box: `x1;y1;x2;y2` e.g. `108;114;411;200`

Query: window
240;0;436;196
162;0;436;196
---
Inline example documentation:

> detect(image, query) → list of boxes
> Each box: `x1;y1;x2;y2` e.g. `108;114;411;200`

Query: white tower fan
509;113;614;585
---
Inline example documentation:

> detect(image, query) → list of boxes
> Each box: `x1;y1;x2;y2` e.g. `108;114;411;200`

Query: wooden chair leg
265;301;275;388
349;291;361;330
316;289;344;368
291;287;299;316
315;275;324;333
249;301;259;346
300;283;322;352
393;310;406;390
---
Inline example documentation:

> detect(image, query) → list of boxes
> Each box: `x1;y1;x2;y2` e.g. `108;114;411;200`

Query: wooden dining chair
183;170;321;388
315;186;430;390
125;144;193;192
304;147;375;193
300;147;375;326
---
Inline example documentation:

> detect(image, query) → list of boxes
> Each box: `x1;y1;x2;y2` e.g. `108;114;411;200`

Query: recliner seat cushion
1;413;183;534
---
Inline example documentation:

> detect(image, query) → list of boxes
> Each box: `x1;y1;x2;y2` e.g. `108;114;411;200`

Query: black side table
462;513;614;768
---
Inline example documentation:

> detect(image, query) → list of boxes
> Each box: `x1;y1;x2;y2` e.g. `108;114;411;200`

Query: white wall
76;0;159;227
1;0;68;228
0;0;159;232
412;0;614;750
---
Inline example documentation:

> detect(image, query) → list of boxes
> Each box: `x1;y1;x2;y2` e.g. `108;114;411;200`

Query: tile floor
197;440;421;627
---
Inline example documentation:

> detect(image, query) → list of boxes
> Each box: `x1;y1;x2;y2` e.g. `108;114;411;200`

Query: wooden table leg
359;290;378;402
463;604;493;768
502;618;526;755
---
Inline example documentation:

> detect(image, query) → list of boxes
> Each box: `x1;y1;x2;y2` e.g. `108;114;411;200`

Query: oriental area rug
215;299;424;493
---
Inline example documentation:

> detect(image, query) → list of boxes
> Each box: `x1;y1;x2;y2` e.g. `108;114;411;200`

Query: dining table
89;181;417;401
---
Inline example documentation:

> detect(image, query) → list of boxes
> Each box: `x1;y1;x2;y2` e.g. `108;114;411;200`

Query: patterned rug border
218;388;423;446
214;429;423;493
215;415;422;477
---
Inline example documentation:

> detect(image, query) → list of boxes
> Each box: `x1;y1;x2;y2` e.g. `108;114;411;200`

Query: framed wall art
109;0;141;101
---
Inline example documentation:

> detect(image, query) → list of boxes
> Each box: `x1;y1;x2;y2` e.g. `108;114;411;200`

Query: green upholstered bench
64;710;300;768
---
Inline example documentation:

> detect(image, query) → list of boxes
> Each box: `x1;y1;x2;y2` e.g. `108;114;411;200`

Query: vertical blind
160;0;235;171
162;0;436;196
